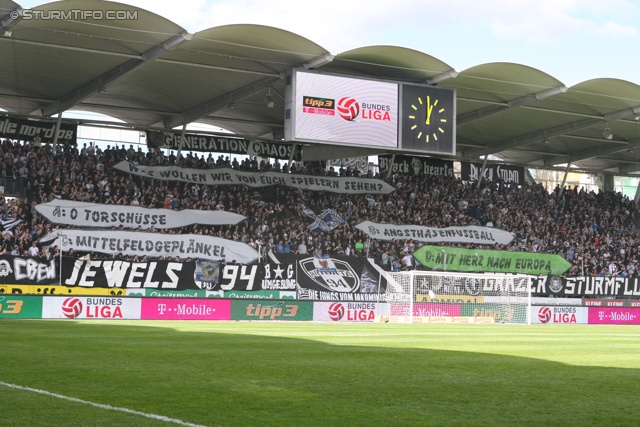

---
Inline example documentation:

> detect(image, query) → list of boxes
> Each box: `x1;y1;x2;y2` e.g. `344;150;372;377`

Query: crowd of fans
1;136;638;278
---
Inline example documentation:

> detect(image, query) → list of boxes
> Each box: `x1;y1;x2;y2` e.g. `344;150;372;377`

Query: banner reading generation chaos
56;229;259;264
113;161;395;194
146;130;301;161
355;221;514;245
35;200;246;229
413;245;572;276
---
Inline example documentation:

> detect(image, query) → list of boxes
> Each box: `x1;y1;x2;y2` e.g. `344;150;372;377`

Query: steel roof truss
40;32;192;117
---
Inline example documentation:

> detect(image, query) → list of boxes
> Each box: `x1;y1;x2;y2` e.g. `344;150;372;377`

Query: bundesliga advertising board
285;70;399;148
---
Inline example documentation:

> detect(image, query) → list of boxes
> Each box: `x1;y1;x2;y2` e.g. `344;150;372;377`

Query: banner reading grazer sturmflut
35;200;245;229
113;161;395;194
57;229;258;264
413;246;571;275
355;221;514;245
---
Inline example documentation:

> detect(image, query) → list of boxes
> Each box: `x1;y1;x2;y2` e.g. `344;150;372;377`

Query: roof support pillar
287;143;298;170
557;162;572;199
51;115;62;155
476;147;489;189
386;154;396;179
176;124;186;164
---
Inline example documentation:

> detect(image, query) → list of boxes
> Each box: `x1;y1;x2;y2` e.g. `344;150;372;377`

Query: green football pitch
2;320;640;426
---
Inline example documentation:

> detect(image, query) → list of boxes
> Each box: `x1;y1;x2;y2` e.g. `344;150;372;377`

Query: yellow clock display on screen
400;84;455;154
408;95;447;143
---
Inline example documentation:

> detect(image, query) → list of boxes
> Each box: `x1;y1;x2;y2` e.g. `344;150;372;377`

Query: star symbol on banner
273;265;284;279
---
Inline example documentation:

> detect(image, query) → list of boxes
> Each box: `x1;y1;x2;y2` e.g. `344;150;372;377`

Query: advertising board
140;298;231;320
42;296;141;319
286;70;399;148
0;295;42;319
231;300;313;321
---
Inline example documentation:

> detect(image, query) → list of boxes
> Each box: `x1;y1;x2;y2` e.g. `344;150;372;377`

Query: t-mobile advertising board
588;307;640;325
141;298;231;320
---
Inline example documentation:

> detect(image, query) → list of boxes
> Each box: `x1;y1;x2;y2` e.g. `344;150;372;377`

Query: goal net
378;271;532;324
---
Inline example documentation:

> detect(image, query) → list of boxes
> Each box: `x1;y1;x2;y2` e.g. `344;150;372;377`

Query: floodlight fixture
265;87;274;108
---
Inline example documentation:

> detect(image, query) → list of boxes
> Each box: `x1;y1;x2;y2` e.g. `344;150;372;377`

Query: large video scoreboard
284;70;455;156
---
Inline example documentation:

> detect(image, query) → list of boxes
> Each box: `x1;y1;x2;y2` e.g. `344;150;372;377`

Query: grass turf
1;321;640;426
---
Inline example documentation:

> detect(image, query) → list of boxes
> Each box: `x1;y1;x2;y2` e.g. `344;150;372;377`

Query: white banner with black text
355;221;514;245
35;199;245;229
113;161;395;194
56;229;259;263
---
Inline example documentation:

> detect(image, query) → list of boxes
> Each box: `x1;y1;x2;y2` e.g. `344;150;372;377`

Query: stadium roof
2;0;640;175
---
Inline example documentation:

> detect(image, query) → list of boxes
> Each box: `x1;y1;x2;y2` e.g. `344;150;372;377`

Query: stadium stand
1;135;637;278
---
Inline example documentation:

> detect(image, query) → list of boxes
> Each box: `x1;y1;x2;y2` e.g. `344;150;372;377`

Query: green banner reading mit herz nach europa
413;246;571;275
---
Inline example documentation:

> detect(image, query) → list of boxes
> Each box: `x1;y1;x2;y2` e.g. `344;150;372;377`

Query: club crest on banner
300;256;359;292
0;260;12;277
194;261;220;290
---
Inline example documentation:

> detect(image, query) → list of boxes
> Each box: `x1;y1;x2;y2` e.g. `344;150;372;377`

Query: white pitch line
0;381;207;427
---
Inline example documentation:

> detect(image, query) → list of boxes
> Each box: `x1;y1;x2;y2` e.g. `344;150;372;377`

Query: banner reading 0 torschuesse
0;116;77;143
114;161;395;194
413;246;571;276
356;221;514;245
146;130;301;161
35;200;245;229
